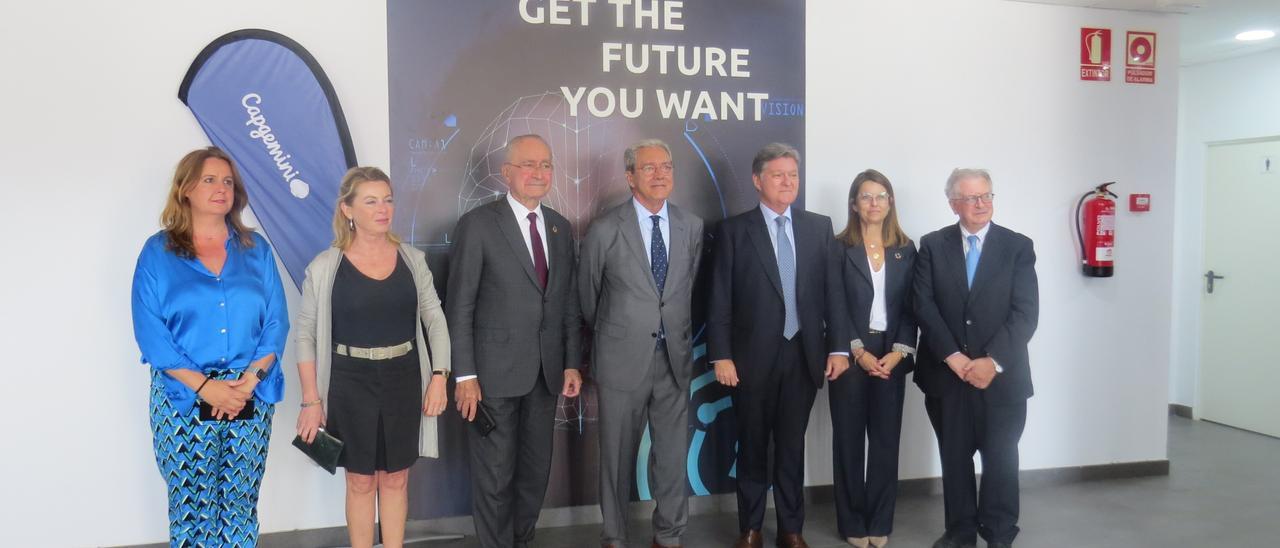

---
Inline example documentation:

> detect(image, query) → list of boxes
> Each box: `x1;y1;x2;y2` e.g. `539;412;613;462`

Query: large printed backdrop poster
389;0;805;518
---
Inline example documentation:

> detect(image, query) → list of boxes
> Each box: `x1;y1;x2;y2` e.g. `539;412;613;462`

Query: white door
1200;139;1280;438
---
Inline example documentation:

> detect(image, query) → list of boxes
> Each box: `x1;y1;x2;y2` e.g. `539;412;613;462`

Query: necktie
965;234;981;288
776;216;799;339
650;215;667;295
651;215;667;341
528;212;548;290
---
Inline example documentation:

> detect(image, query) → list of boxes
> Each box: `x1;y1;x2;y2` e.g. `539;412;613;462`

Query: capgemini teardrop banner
180;29;357;289
389;0;805;518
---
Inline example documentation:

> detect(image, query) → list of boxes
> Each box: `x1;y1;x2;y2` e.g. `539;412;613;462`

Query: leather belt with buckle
336;340;413;361
867;329;884;335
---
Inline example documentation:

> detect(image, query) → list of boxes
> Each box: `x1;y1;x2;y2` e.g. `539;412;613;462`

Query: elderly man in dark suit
707;143;851;548
446;134;583;548
913;168;1039;548
580;139;704;548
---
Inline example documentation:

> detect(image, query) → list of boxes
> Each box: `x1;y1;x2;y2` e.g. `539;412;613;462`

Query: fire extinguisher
1075;182;1117;277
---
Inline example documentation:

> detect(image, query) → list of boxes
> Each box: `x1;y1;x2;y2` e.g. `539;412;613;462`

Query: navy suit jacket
840;240;919;375
707;206;848;388
912;222;1038;403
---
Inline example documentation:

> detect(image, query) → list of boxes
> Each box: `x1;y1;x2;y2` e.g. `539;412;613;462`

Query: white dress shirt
634;198;669;265
868;255;888;332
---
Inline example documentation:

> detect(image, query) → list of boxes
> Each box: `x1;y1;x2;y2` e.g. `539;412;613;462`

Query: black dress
327;253;421;474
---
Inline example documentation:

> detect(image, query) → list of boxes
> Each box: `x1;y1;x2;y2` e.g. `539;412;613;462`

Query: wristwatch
248;367;267;381
432;370;450;379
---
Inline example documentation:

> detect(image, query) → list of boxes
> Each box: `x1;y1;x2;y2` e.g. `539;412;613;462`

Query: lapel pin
551;225;559;234
894;252;902;260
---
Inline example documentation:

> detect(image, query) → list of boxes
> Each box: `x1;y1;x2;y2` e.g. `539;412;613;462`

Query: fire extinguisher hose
1075;191;1091;264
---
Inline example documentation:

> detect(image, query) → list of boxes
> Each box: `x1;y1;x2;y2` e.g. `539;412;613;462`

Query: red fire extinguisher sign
1080;28;1112;82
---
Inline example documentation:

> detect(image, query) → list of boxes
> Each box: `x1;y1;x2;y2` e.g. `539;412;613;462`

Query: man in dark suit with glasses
913;168;1039;548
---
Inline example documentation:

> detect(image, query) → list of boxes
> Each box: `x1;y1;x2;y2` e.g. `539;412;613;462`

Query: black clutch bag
472;402;497;438
199;400;255;421
292;429;344;475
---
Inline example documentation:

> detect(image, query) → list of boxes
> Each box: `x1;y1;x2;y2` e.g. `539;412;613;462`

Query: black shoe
931;535;976;548
986;543;1013;548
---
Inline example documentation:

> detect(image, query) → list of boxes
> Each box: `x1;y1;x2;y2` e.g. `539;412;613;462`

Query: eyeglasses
506;161;554;172
950;192;995;205
857;192;890;204
634;163;674;176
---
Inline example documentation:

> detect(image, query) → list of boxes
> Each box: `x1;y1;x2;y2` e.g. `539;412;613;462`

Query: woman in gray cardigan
295;167;450;548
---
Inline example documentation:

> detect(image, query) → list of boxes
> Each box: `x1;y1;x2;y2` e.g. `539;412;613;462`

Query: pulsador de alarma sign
1125;31;1156;84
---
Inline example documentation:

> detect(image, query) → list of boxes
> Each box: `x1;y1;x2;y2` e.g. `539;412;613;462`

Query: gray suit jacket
295;243;450;458
579;200;704;391
445;198;582;398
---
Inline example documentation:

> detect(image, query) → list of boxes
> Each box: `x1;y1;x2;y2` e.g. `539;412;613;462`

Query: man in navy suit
913;169;1039;548
707;143;851;548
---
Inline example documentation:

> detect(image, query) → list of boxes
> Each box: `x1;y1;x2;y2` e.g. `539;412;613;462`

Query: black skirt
326;351;421;474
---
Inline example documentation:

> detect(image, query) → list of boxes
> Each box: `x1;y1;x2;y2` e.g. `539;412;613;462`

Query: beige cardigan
295;243;450;458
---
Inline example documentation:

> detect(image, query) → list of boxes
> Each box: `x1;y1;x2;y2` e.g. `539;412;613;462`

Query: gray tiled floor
409;416;1280;547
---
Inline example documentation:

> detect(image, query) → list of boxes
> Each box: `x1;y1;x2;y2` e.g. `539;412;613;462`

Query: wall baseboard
1170;403;1193;419
124;459;1169;547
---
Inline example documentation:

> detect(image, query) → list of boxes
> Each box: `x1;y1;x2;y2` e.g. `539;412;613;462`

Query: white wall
1170;47;1280;409
803;0;1178;485
0;2;389;546
0;1;1177;546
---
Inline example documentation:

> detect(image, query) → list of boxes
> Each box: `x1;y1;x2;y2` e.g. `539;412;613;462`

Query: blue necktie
650;215;667;294
966;234;981;288
651;215;667;341
776;216;799;339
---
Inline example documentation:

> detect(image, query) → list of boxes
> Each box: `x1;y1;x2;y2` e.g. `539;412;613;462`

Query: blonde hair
836;169;911;249
331;166;402;249
161;147;255;257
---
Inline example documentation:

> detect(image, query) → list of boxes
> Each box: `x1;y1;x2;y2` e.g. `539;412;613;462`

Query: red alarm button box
1129;194;1151;212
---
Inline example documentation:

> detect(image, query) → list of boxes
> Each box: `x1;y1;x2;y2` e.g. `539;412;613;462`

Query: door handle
1204;270;1225;294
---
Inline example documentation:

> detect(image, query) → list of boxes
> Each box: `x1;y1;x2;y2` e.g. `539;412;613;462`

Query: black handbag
292;429;344;474
472;402;497;438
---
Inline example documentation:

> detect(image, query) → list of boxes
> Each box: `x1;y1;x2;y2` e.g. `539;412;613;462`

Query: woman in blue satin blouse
131;147;288;547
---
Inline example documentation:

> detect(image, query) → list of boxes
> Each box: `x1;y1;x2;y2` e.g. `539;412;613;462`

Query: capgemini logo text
242;93;310;199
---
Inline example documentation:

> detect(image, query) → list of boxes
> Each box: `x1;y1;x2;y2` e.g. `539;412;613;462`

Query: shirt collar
959;222;991;243
506;193;543;220
759;203;792;225
633;197;668;223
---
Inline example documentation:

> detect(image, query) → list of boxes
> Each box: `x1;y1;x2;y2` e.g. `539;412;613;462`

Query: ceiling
1010;0;1280;65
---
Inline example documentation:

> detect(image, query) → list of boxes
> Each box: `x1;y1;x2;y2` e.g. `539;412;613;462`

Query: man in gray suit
447;134;583;548
579;139;704;548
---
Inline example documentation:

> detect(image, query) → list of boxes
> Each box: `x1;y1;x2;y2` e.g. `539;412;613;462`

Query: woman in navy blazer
829;169;919;548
